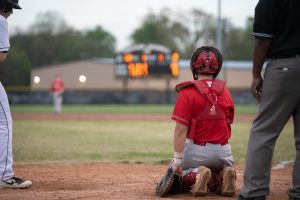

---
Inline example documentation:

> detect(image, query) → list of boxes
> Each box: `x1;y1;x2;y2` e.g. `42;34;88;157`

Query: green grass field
11;104;259;115
12;104;294;166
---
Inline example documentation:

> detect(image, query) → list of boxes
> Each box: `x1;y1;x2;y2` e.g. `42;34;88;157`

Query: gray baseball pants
181;139;234;171
240;57;300;199
0;82;14;181
53;92;63;114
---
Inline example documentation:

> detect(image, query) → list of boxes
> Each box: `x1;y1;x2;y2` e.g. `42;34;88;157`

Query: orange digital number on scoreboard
128;63;148;78
170;63;179;77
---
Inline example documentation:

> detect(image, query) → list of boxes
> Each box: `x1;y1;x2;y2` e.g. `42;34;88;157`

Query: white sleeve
0;18;10;52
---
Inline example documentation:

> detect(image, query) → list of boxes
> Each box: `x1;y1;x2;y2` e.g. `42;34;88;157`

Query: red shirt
51;78;64;93
171;79;234;144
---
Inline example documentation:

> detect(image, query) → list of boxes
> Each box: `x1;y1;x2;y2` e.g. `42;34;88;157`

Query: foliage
84;26;116;58
130;9;188;55
130;8;215;58
175;8;216;58
1;11;116;86
223;17;254;60
0;46;31;86
130;8;253;60
12;11;116;68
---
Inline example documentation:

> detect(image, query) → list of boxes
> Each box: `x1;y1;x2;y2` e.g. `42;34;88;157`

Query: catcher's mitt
156;164;183;197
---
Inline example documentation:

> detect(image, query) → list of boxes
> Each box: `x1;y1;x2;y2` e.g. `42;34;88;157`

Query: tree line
0;8;253;86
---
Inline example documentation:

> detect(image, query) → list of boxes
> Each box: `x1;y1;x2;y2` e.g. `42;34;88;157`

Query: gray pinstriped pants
0;82;14;181
240;57;300;199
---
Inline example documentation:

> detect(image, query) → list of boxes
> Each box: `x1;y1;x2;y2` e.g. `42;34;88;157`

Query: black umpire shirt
253;0;300;58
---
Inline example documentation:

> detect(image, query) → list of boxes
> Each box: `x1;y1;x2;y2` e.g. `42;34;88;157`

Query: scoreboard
114;44;179;78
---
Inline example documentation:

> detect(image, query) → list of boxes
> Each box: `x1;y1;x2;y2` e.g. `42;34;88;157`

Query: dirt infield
1;113;291;200
0;163;292;200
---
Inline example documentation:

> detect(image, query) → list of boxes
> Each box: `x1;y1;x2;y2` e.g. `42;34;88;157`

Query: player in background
157;46;236;197
0;0;32;189
50;73;65;114
238;0;300;199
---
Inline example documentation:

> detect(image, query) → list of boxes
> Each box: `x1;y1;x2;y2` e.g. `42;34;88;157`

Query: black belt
193;141;228;146
271;54;300;59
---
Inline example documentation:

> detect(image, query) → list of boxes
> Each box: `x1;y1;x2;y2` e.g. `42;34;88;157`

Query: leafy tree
0;46;31;86
223;17;253;60
30;11;70;35
84;26;116;58
11;11;86;67
177;8;216;58
130;8;253;60
2;11;117;86
12;11;116;68
130;8;216;58
130;8;188;55
14;12;116;65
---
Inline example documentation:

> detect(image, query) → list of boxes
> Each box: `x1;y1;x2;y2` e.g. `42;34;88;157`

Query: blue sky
9;0;259;50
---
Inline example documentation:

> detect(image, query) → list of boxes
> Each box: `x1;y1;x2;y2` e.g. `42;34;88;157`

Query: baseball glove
156;164;183;197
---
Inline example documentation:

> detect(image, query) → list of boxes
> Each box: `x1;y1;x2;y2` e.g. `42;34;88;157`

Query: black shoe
237;194;266;200
0;177;32;189
288;188;300;200
289;197;300;200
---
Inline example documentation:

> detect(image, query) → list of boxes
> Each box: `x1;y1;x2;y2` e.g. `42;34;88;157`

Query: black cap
7;0;21;9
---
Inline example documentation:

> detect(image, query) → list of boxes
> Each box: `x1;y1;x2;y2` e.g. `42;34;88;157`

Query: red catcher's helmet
190;46;223;80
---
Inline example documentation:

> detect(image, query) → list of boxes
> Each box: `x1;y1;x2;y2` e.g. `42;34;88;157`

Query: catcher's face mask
190;46;223;80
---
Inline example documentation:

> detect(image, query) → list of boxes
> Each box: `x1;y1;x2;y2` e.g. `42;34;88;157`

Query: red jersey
51;78;64;93
171;79;234;144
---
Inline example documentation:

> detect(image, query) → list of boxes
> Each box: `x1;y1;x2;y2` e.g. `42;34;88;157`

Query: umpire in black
238;0;300;200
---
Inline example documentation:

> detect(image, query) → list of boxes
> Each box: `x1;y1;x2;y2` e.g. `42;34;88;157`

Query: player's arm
251;37;271;102
174;122;187;154
171;90;190;173
173;122;188;174
0;52;7;62
0;19;9;63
